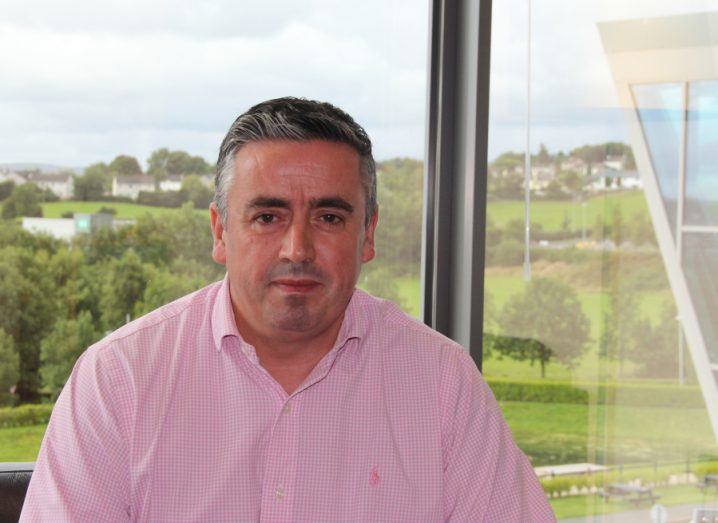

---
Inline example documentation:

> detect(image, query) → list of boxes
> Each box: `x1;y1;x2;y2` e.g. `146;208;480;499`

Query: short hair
214;97;376;227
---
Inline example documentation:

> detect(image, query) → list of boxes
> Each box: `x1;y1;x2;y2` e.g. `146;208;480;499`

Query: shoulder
76;280;223;382
353;289;483;389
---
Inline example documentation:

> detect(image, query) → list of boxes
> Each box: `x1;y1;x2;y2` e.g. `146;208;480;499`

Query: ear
361;207;379;263
209;202;227;265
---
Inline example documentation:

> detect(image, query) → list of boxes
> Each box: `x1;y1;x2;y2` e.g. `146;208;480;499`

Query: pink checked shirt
21;277;555;522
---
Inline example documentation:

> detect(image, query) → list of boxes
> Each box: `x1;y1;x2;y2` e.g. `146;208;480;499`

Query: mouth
272;279;321;293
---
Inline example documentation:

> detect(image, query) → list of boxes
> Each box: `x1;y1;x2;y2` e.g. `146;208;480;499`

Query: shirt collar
211;274;241;352
211;274;369;353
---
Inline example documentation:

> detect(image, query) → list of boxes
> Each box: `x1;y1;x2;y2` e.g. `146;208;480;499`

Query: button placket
259;397;299;521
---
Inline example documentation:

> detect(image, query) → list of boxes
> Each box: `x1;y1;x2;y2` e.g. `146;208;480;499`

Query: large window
485;2;718;519
0;0;428;458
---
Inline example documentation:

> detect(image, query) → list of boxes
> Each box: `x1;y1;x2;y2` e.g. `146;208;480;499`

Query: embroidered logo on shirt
370;466;380;486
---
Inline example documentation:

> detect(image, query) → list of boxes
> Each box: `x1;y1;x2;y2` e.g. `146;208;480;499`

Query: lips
272;279;321;293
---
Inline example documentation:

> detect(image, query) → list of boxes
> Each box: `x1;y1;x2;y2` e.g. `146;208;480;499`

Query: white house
0;171;26;186
159;175;183;192
27;173;74;199
112;175;155;199
586;170;643;192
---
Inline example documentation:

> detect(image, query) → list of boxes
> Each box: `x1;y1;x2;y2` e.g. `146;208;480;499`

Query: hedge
487;378;588;404
0;404;54;428
485;377;704;408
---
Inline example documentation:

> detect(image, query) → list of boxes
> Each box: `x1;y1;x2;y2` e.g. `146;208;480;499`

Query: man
21;97;555;521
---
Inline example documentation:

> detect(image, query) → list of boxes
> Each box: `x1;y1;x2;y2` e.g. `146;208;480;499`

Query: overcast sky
1;0;716;169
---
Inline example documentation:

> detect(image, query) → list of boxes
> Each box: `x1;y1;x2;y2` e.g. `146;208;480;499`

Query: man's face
210;139;378;345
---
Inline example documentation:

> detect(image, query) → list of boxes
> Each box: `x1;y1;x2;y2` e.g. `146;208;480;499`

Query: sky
1;0;716;170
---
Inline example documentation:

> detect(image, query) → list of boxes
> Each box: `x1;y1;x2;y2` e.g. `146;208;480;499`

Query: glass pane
686;80;718;226
487;3;718;521
683;233;718;364
0;1;428;460
632;83;682;237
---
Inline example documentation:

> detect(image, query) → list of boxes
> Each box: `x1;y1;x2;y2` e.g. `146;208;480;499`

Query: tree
134;267;206;317
100;249;150;330
534;143;552;165
109;155;142;176
165;202;217;271
147;148;212;179
147;148;171;184
496;278;590;377
74;170;109;200
0;328;19;404
610;205;624;247
599;285;644;375
373;158;423;276
626;211;657;247
2;183;44;218
0;247;58;402
0;180;14;201
40;311;99;398
126;213;175;266
180;175;213;209
557;170;582;195
627;301;680;378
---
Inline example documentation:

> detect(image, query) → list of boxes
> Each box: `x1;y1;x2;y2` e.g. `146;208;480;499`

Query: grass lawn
41;201;207;220
0;425;46;461
500;401;717;466
550;484;718;520
487;191;649;231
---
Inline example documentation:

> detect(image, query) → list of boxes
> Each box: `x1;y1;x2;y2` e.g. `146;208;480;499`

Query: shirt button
275;487;285;500
283;403;291;414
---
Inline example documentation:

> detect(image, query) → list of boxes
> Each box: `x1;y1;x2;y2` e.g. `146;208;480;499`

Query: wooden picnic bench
599;483;661;507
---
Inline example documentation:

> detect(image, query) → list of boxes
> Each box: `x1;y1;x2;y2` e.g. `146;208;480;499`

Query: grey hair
214;97;376;227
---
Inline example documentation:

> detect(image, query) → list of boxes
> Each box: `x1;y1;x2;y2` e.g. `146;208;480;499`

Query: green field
6;398;715;467
487;191;649;231
501;401;716;466
41;201;207;220
0;425;46;461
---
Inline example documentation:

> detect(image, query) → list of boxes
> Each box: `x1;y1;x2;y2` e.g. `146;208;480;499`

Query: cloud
0;1;428;166
1;0;714;166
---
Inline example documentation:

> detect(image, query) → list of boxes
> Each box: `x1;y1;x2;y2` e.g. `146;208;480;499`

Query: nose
279;218;315;263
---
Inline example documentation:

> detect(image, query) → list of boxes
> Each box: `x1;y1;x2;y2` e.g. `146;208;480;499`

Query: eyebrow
246;197;290;210
311;197;354;214
246;196;354;214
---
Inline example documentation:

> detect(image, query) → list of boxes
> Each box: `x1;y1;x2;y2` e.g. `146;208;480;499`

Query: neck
236;314;345;395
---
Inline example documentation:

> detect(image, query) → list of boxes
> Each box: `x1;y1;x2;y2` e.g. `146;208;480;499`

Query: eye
256;213;277;224
320;213;343;225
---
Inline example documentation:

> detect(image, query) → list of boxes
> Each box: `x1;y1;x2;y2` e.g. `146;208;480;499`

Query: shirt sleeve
441;348;556;522
20;345;133;522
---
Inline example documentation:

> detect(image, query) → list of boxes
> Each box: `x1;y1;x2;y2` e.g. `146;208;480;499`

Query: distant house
27;173;74;199
586;170;642;191
530;164;556;191
159;175;183;192
560;157;588;174
112;175;155;199
0;171;26;186
603;155;626;171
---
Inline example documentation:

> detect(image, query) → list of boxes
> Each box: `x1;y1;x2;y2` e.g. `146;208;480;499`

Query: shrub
0;403;54;428
694;461;718;476
487;239;524;266
486;378;704;408
487;378;589;404
61;211;74;218
137;190;186;208
97;206;117;215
